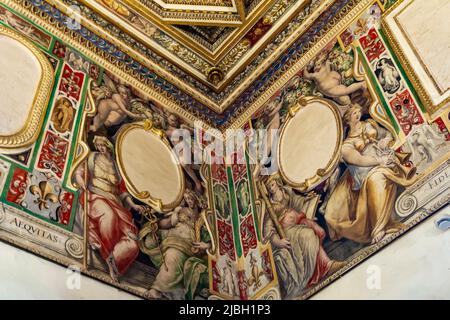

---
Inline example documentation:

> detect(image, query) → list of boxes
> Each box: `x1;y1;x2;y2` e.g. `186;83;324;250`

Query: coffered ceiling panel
129;0;245;26
60;0;324;92
38;0;365;126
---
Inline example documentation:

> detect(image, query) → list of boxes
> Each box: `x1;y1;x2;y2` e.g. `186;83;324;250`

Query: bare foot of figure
145;288;162;299
371;230;386;244
106;255;120;283
326;260;347;277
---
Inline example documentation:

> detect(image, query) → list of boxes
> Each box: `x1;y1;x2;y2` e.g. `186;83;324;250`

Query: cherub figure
304;50;366;106
90;74;141;132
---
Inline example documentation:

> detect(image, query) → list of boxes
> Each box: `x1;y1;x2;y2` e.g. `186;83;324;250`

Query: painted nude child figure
90;84;141;132
304;50;366;106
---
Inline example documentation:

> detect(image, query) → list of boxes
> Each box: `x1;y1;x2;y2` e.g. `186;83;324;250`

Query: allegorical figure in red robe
75;135;146;282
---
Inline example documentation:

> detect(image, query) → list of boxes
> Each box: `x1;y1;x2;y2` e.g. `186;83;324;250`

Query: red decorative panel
360;27;386;62
37;131;69;179
389;89;424;135
240;214;257;257
6;168;29;204
217;220;236;261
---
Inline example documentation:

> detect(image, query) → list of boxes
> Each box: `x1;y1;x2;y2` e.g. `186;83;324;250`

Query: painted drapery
0;0;448;301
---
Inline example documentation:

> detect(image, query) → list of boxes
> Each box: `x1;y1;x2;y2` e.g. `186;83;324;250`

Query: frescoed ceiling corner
14;0;382;129
1;0;450;302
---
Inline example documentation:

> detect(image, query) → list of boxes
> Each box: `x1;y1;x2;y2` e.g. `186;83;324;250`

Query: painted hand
132;204;147;214
377;137;391;150
274;238;291;250
192;241;210;251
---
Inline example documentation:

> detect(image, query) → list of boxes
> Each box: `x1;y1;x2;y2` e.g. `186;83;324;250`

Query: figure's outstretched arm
158;216;173;229
74;164;87;190
342;144;379;167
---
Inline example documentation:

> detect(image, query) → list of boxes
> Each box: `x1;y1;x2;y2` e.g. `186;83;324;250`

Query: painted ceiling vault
80;0;313;90
38;0;365;126
0;0;449;302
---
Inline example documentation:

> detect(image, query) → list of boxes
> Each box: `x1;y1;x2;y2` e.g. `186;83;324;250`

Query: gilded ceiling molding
229;0;378;130
71;0;306;92
21;0;349;114
6;0;371;128
0;0;216;129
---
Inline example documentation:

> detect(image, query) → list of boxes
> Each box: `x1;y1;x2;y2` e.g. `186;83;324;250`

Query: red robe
80;154;139;275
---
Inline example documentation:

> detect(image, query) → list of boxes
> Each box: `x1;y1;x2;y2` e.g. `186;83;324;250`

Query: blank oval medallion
116;124;184;210
278;99;342;190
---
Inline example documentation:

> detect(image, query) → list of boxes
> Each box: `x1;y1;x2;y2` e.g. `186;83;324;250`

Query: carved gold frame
68;0;316;93
0;24;53;153
127;0;245;26
0;0;449;302
115;120;186;212
277;96;344;192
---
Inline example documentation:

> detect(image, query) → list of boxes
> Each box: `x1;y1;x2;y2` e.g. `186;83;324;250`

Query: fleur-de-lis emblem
30;181;58;210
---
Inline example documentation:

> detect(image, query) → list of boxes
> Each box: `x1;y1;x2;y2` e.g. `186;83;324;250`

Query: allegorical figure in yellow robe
325;104;415;244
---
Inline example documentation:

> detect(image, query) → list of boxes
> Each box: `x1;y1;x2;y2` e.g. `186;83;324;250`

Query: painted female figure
263;174;345;298
324;104;415;244
74;136;145;282
139;189;210;300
